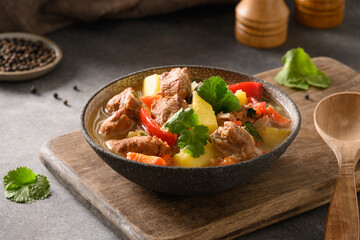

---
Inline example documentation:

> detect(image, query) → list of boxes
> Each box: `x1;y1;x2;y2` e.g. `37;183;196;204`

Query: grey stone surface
0;1;359;239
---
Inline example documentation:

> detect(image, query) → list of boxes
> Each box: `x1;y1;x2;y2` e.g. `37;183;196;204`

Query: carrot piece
233;120;242;126
247;98;266;116
126;152;166;166
140;94;162;107
256;102;266;116
266;107;290;126
217;157;238;166
160;154;172;163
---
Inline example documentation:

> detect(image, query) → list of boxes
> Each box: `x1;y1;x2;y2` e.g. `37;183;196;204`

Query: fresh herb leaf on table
197;76;240;114
275;47;331;90
3;167;50;203
165;108;209;158
242;121;263;143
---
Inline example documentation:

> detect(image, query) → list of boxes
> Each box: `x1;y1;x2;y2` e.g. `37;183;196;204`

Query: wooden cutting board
39;57;360;240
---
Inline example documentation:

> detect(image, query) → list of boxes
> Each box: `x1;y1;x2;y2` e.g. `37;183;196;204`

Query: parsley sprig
196;76;240;114
247;108;256;118
242;121;263;143
3;167;50;203
164;108;199;134
165;108;209;158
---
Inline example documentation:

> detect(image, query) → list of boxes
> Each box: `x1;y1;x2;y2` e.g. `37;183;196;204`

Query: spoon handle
325;165;359;240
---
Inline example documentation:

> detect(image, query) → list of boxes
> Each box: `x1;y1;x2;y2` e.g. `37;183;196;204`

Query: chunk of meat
160;67;191;99
99;108;136;138
232;107;251;122
210;121;261;161
106;136;171;156
106;87;142;120
151;94;188;126
216;106;254;126
216;112;237;127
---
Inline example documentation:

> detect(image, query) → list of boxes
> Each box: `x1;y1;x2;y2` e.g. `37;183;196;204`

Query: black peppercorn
63;99;68;105
53;93;59;99
304;94;309;100
73;85;79;91
30;86;37;94
0;38;56;72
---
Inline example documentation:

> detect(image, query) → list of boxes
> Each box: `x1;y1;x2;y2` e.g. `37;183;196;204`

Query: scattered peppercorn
304;94;310;100
73;85;79;91
53;93;59;99
63;99;68;105
0;38;56;72
30;86;37;94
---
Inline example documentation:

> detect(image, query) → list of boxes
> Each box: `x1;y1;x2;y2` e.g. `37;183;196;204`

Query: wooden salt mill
295;0;345;29
235;0;290;49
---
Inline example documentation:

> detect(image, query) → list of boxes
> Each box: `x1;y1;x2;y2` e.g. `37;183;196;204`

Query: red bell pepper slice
228;82;263;98
140;108;177;147
247;97;258;104
266;107;290;126
256;102;267;116
247;97;266;116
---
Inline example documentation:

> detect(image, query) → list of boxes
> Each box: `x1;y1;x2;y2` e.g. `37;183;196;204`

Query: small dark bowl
81;66;301;196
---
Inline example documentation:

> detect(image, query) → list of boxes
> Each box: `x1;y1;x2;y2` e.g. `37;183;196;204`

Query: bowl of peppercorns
0;32;62;81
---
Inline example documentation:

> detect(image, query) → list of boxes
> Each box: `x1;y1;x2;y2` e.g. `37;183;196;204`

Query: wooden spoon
314;92;360;240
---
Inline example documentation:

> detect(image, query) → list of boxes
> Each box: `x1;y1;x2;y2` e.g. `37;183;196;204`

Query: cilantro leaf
28;175;50;200
275;47;331;90
178;125;210;158
164;108;198;134
164;109;209;158
242;121;263;142
3;167;50;203
3;167;36;190
197;76;240;114
247;108;256;118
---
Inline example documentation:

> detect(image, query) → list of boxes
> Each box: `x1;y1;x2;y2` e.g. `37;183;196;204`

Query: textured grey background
1;0;359;239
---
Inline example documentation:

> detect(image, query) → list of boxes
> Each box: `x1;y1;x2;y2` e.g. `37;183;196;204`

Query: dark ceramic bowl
81;66;301;196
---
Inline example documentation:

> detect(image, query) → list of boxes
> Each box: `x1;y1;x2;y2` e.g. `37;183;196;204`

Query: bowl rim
0;32;62;79
81;65;301;170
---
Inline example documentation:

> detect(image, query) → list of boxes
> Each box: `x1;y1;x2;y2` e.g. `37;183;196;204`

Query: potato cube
235;90;247;106
174;143;215;167
142;74;161;96
192;91;218;133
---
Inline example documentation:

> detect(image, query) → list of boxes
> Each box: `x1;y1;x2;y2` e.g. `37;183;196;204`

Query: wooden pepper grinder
294;0;345;29
235;0;290;49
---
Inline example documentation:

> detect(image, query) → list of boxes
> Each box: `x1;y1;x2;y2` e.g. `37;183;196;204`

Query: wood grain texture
39;57;360;240
314;92;360;239
234;0;289;48
294;0;345;29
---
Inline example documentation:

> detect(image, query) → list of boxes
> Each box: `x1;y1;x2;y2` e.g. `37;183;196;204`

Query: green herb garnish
275;47;331;90
247;108;256;118
242;121;263;143
164;108;199;134
138;131;147;136
131;90;139;98
197;76;240;114
165;109;209;158
178;125;210;157
3;167;50;203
